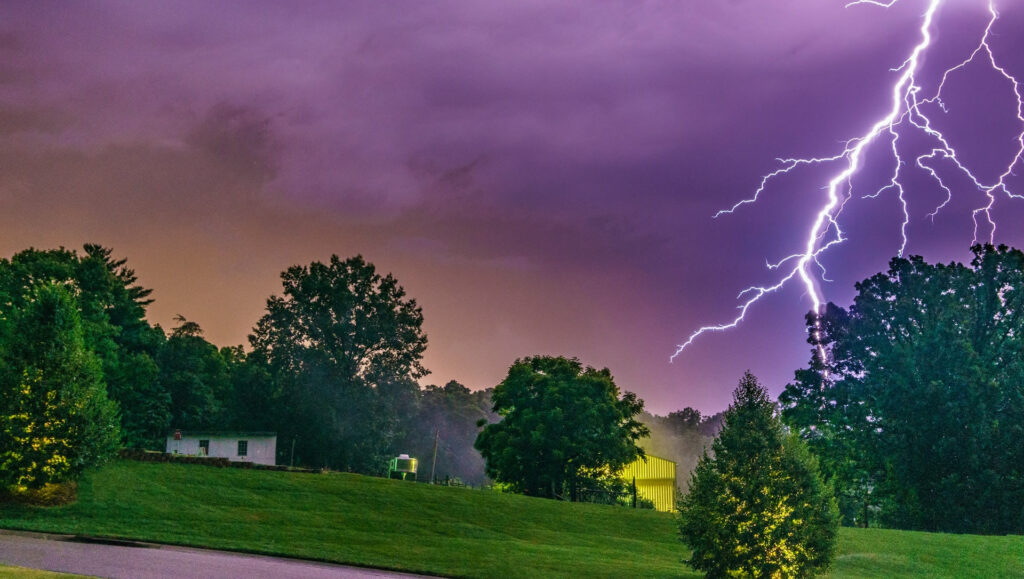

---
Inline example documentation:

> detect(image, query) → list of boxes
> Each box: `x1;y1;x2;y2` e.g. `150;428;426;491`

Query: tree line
4;241;1019;550
781;244;1024;534
0;244;726;495
0;247;499;487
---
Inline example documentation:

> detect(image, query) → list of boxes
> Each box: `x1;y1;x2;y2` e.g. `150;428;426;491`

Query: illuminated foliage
0;245;168;448
475;355;648;500
679;372;838;578
0;284;120;489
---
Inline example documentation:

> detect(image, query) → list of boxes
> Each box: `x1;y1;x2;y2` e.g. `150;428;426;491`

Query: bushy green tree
248;255;428;472
781;245;1024;533
158;316;230;430
219;345;276;431
0;284;120;489
0;246;168;448
475;356;649;500
679;372;838;578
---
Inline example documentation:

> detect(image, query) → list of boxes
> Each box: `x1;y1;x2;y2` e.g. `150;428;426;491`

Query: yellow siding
620;454;677;512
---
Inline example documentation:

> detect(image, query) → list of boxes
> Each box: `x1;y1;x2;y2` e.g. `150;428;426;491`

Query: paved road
0;530;434;579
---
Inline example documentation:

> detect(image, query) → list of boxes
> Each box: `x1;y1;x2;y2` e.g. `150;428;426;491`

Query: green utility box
388;454;418;481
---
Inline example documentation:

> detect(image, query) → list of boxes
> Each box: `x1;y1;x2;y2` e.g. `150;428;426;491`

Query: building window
198;440;209;456
237;440;248;457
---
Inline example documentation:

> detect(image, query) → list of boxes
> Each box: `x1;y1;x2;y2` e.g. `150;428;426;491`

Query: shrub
678;372;839;577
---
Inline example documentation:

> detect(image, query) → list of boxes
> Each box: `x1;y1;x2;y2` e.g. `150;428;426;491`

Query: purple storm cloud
1;0;1021;414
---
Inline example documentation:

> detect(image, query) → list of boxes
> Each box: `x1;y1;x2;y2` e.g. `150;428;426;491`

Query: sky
2;0;1023;415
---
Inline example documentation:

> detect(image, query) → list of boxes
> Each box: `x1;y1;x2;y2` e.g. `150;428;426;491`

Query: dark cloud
185;103;279;183
0;0;1021;414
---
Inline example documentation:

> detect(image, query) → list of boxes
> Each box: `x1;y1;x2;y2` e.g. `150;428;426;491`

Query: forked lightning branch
672;0;1024;361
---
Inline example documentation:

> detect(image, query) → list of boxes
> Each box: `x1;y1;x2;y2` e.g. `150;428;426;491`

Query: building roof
167;431;276;437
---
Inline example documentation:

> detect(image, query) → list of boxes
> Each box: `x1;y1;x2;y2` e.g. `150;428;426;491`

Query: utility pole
430;429;439;484
290;437;296;468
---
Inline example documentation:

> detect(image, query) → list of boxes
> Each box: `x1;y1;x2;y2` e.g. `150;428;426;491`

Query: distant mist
639;409;724;492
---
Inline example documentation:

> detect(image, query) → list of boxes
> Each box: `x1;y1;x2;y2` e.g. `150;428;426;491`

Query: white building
166;431;277;466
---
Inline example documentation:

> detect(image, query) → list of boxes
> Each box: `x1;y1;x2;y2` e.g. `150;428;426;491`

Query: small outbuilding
620;454;677;512
166;430;277;466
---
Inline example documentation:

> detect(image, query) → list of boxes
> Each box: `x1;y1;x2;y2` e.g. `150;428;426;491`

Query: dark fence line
117;449;320;474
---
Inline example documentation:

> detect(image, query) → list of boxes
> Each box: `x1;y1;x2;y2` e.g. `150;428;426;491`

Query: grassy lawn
0;460;686;578
0;565;85;578
831;527;1024;578
0;460;1020;578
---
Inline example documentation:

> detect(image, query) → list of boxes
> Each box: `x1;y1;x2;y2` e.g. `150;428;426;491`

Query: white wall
166;434;276;466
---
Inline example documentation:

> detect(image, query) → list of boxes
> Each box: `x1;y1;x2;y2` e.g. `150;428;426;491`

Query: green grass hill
1;460;1021;578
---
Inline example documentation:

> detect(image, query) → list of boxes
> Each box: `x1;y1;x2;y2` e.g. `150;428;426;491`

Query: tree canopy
0;245;507;484
248;255;428;472
159;316;231;431
780;245;1024;533
679;372;838;578
0;246;168;448
474;355;648;500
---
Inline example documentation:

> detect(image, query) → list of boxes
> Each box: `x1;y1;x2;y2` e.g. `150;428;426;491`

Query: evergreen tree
0;246;168;448
679;372;838;578
0;284;120;489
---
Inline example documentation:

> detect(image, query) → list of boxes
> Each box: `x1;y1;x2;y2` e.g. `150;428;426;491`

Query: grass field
0;460;1021;578
0;565;83;578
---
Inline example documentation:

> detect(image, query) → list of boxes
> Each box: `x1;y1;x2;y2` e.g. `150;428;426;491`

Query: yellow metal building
620;454;677;512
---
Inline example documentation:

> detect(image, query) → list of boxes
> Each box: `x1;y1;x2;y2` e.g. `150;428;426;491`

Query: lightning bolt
672;0;1024;362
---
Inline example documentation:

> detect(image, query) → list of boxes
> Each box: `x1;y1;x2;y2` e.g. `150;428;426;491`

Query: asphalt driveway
0;530;434;579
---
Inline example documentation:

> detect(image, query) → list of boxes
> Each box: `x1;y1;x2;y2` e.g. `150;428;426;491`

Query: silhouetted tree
248;255;427;472
781;245;1024;533
399;381;496;485
159;316;230;430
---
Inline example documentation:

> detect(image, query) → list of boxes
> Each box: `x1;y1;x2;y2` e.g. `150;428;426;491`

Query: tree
0;284;120;489
248;255;428;472
399;381;497;485
780;245;1024;533
639;408;715;494
158;316;230;430
81;245;168;448
218;344;276;431
679;372;838;578
474;356;649;500
0;246;168;448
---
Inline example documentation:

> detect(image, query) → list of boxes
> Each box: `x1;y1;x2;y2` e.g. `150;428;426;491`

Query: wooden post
430;429;439;484
632;477;637;509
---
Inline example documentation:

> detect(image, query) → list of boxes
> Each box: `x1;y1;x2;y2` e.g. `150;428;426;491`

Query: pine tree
0;283;120;489
678;372;838;578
